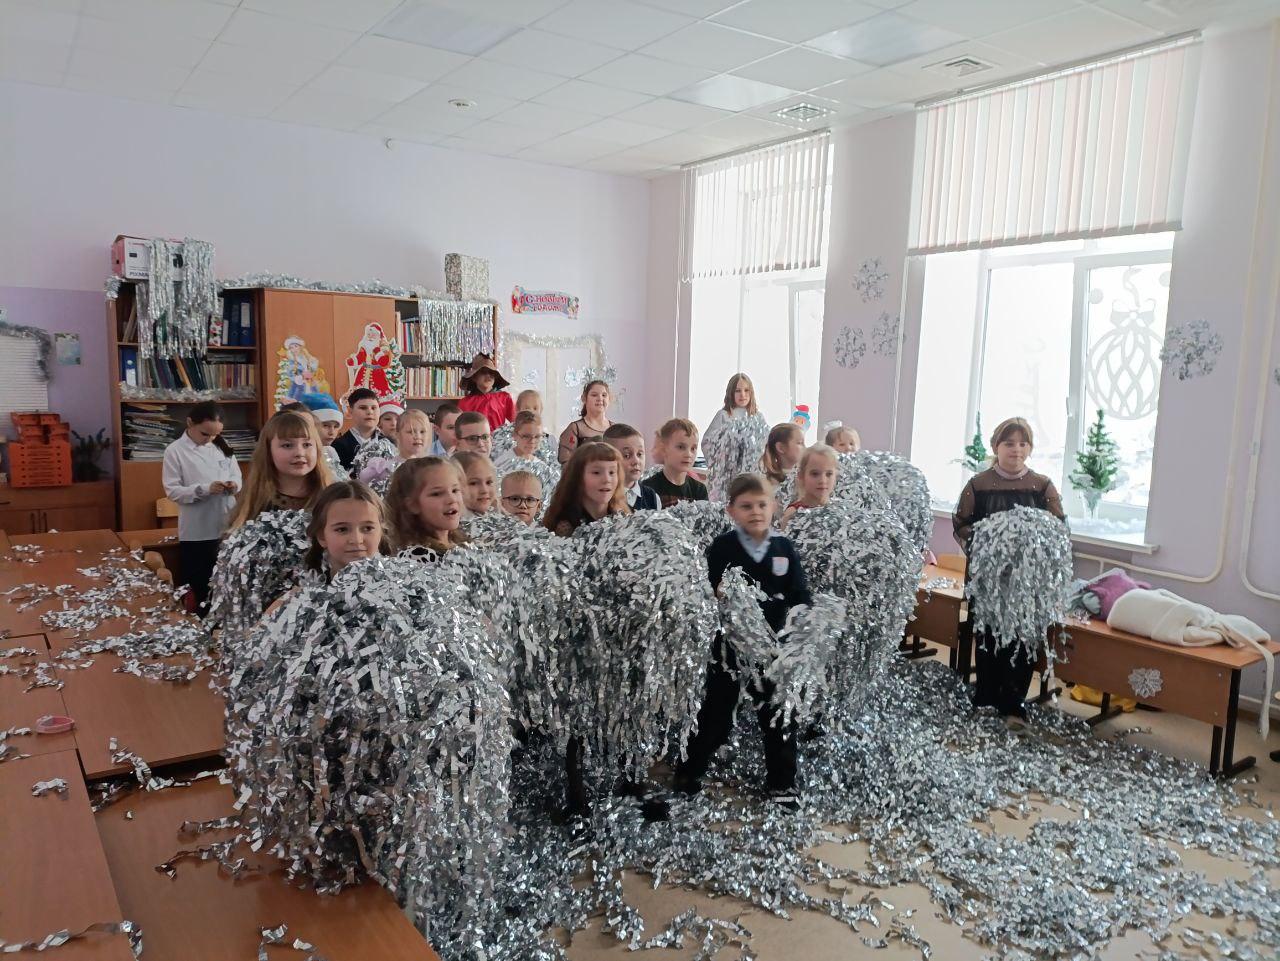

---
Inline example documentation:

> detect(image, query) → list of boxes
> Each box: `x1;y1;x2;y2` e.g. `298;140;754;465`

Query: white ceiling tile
639;21;788;72
580;52;713;95
518;133;631;163
64;72;177;104
575;116;671;145
273;89;391;129
198;41;330;86
746;90;860;125
712;0;881;44
67;46;192;91
176;74;300;117
491;100;601;132
891;39;1044;82
339;36;472;84
220;8;361;60
732;47;873;90
304;65;428;103
535;0;693;50
481;28;624;78
698;112;796;145
440;58;567;98
373;3;525;56
633;0;739;14
423;0;571;26
360;121;448;145
670;73;798;111
79;0;236;39
614;97;731;130
73;19;213;68
0;37;69;85
812;66;944;107
436;135;518;157
532;78;654;113
241;0;402;32
627;130;736;163
1;0;83;13
0;3;78;44
898;0;1084;39
365;104;480;136
455;119;551;147
584;151;672;175
984;6;1159;67
393;83;519;121
806;10;966;66
1090;0;1271;32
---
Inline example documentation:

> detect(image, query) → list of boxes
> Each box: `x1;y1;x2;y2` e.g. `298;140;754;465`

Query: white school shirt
161;432;242;542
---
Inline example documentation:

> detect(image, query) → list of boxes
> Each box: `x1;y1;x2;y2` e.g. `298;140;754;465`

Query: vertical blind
909;38;1201;255
682;131;831;280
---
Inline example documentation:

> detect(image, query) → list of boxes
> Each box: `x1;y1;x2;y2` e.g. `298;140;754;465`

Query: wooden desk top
918;564;964;600
95;778;440;961
1059;617;1280;670
0;530;9;551
116;528;179;551
0;634;78;761
9;530;124;552
0;750;135;960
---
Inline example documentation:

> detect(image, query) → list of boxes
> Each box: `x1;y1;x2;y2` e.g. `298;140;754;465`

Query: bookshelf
107;281;264;529
394;299;498;409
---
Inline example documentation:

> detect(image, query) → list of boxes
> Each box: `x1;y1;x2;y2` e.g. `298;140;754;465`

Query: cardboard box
444;253;490;301
112;235;151;280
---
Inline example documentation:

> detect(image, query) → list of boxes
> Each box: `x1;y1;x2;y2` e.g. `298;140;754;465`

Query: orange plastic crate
9;441;72;488
45;424;71;439
18;425;46;443
10;412;42;428
38;413;60;426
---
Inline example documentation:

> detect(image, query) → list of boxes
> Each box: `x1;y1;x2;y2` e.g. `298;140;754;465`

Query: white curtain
683;131;831;280
909;38;1201;255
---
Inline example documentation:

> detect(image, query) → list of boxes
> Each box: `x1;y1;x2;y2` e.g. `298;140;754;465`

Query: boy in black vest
673;472;810;809
331;387;385;471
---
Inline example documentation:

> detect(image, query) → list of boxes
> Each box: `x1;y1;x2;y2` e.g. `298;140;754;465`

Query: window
911;233;1174;538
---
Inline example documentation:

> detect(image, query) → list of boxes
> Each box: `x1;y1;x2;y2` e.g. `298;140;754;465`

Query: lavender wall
0;80;658;437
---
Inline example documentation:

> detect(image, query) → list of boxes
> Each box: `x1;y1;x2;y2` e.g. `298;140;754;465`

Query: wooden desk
1052;618;1280;777
0;634;79;761
0;750;135;960
117;528;181;575
95;778;440;961
0;530;9;551
9;530;124;552
906;565;966;669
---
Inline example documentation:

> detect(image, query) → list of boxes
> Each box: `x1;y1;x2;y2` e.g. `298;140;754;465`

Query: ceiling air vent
773;102;832;122
926;56;995;78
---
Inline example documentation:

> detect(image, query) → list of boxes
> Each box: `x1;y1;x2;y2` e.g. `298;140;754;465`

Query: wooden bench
1051;618;1280;778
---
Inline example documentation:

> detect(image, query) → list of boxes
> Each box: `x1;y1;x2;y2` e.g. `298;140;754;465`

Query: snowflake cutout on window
833;325;866;369
853;258;889;303
1159;319;1223;381
522;369;540;387
1128;667;1163;699
871;312;902;358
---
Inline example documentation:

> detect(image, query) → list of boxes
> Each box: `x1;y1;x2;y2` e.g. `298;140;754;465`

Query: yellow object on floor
1070;683;1138;712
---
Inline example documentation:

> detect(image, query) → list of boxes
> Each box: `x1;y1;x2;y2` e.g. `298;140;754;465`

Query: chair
156;497;179;529
937;553;967;576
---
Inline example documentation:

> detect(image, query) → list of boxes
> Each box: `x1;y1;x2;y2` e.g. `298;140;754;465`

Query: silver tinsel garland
702;413;770;503
494;454;561;511
206;510;310;665
225;555;511;957
217;272;451;303
663;499;731;555
965;505;1073;660
849;450;933;553
492;424;559;471
349;437;398;480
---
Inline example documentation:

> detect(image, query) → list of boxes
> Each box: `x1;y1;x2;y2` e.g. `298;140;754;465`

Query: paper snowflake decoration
853;258;889;303
522;369;539;387
833;325;866;369
871;312;901;357
1159;319;1222;381
1127;667;1163;699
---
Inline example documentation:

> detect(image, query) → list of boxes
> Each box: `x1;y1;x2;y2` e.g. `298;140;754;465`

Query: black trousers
179;538;221;615
679;639;796;793
973;630;1036;717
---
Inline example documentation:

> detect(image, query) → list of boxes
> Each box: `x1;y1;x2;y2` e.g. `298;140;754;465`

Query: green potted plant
71;428;112;482
1070;409;1120;518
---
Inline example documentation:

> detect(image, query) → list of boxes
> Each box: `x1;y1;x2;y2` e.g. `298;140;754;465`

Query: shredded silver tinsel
966;505;1073;660
349;436;398;481
702;413;771;503
491;424;559;470
493;453;561;511
663;499;731;555
0;920;142;958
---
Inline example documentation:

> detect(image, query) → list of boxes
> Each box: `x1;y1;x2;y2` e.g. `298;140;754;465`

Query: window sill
929;508;1158;555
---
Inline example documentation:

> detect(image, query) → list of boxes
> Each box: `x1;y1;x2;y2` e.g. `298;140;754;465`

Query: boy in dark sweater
331;387;387;471
642;417;709;507
674;473;810;808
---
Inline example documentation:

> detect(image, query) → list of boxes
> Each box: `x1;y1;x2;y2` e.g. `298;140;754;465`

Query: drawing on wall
853;257;889;303
344;322;406;407
871;312;901;358
833;325;866;369
55;332;81;366
1159;319;1222;381
274;335;332;409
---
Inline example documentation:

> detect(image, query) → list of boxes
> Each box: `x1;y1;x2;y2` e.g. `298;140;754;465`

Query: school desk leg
898;634;934;660
1086;691;1124;728
1216;668;1255;779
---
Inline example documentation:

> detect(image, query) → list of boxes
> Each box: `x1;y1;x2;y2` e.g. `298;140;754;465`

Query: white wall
0;80;660;433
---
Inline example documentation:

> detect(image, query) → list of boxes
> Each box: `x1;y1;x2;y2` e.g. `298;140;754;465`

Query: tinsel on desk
965;505;1073;662
702;413;770;503
225;555;511;958
206;511;309;665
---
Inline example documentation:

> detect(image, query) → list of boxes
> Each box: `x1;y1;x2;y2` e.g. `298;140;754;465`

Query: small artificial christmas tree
960;414;988;473
1070;409;1120;517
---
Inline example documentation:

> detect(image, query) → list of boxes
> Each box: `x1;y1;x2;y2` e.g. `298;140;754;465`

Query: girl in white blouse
162;401;242;614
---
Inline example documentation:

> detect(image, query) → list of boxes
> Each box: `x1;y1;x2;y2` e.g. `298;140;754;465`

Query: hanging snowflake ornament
1160;319;1223;381
871;312;901;358
852;257;889;303
833;325;866;369
1128;667;1163;699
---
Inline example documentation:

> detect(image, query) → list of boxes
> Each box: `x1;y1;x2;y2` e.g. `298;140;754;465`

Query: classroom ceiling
3;0;1278;177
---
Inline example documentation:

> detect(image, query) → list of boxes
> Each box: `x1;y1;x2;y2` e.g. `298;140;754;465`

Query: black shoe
640;797;670;822
769;790;801;813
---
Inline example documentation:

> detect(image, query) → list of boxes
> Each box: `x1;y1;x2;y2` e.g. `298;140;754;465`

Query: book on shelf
122;403;258;461
405;364;462;398
213;298;255;347
119;349;256;393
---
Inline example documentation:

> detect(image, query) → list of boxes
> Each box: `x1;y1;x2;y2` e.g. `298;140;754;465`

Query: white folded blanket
1109;588;1273;737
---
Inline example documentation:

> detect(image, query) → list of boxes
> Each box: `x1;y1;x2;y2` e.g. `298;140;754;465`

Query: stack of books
221;428;257;459
122;404;179;461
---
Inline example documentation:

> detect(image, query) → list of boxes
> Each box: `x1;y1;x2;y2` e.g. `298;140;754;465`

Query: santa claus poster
343;321;406;409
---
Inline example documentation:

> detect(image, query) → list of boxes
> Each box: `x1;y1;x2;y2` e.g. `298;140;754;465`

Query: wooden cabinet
0;481;116;535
